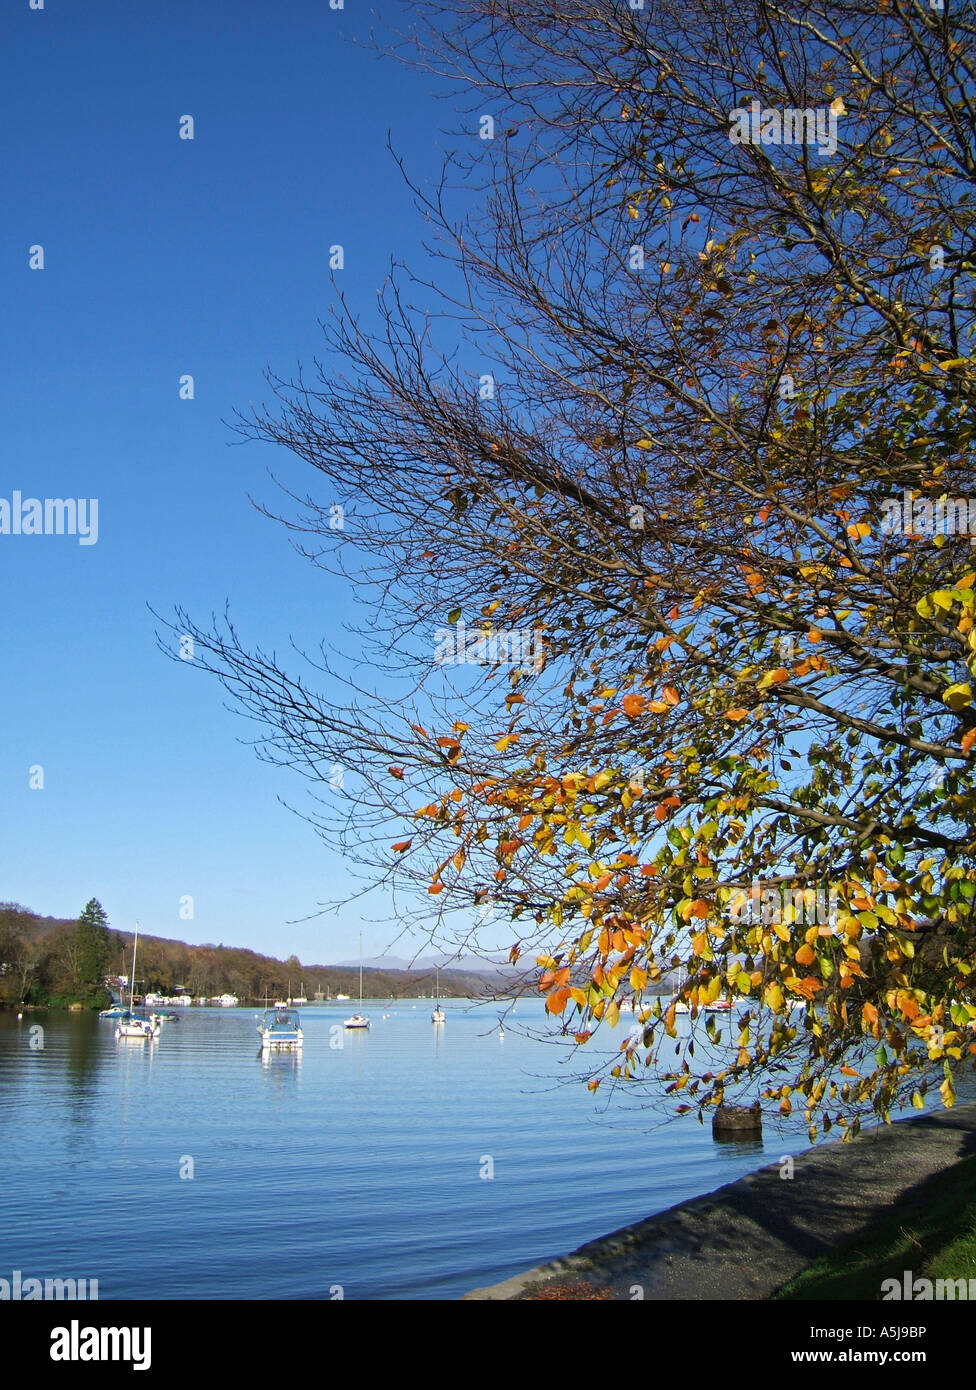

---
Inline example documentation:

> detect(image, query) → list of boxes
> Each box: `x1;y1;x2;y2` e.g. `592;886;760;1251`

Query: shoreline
463;1103;976;1300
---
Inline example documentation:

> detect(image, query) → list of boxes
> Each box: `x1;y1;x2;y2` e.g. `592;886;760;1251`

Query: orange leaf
622;694;645;718
724;708;749;722
963;728;976;755
546;988;572;1015
391;839;412;853
661;684;680;706
428;882;444;895
795;944;816;966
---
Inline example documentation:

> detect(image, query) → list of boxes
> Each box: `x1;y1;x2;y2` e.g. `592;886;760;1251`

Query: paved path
463;1104;976;1299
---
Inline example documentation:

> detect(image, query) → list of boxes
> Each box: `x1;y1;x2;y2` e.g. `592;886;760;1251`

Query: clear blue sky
0;0;465;961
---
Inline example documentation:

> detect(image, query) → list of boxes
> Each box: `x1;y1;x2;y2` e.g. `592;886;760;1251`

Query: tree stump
712;1102;762;1138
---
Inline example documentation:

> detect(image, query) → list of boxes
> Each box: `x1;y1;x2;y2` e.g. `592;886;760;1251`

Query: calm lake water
1;1000;826;1299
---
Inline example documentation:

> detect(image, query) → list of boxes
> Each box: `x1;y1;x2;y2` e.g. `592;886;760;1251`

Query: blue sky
0;0;467;961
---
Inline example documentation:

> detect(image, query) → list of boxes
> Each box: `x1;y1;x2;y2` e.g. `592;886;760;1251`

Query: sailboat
115;923;160;1041
344;934;371;1029
431;966;445;1024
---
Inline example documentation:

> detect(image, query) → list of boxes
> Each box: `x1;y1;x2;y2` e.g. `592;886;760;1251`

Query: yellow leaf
944;683;972;712
764;982;784;1012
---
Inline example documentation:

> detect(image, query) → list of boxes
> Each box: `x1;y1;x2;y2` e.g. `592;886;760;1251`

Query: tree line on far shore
0;901;515;1008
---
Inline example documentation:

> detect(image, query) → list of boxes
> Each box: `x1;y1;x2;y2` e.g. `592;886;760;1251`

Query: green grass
774;1153;976;1299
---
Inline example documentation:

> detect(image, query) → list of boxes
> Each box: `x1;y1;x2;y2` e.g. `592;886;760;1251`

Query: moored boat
431;967;445;1023
115;925;160;1041
257;1006;304;1050
116;1013;161;1040
344;934;371;1030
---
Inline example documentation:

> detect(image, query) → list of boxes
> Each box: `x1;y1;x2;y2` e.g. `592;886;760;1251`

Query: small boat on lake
257;1006;304;1050
115;924;161;1041
344;934;371;1030
99;1004;129;1019
117;1013;161;1040
431;967;445;1023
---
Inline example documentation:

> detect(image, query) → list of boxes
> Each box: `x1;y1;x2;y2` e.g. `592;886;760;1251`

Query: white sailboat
431;966;445;1023
115;923;160;1041
344;934;371;1029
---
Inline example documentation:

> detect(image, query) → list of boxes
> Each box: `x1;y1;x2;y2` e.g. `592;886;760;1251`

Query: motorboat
98;1004;129;1019
256;1006;304;1050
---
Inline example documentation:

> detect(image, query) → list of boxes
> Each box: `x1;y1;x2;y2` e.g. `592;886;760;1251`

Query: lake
0;999;826;1300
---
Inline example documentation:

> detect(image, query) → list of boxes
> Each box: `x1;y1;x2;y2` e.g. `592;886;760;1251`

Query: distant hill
0;901;524;1006
335;952;512;974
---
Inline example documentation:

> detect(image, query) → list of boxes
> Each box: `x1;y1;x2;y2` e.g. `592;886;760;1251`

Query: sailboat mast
358;932;363;1006
129;923;139;1011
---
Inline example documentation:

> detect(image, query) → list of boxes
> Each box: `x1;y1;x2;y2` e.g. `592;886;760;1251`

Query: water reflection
259;1048;302;1078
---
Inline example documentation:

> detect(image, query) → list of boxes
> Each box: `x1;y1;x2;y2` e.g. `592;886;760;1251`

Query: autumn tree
167;0;976;1135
